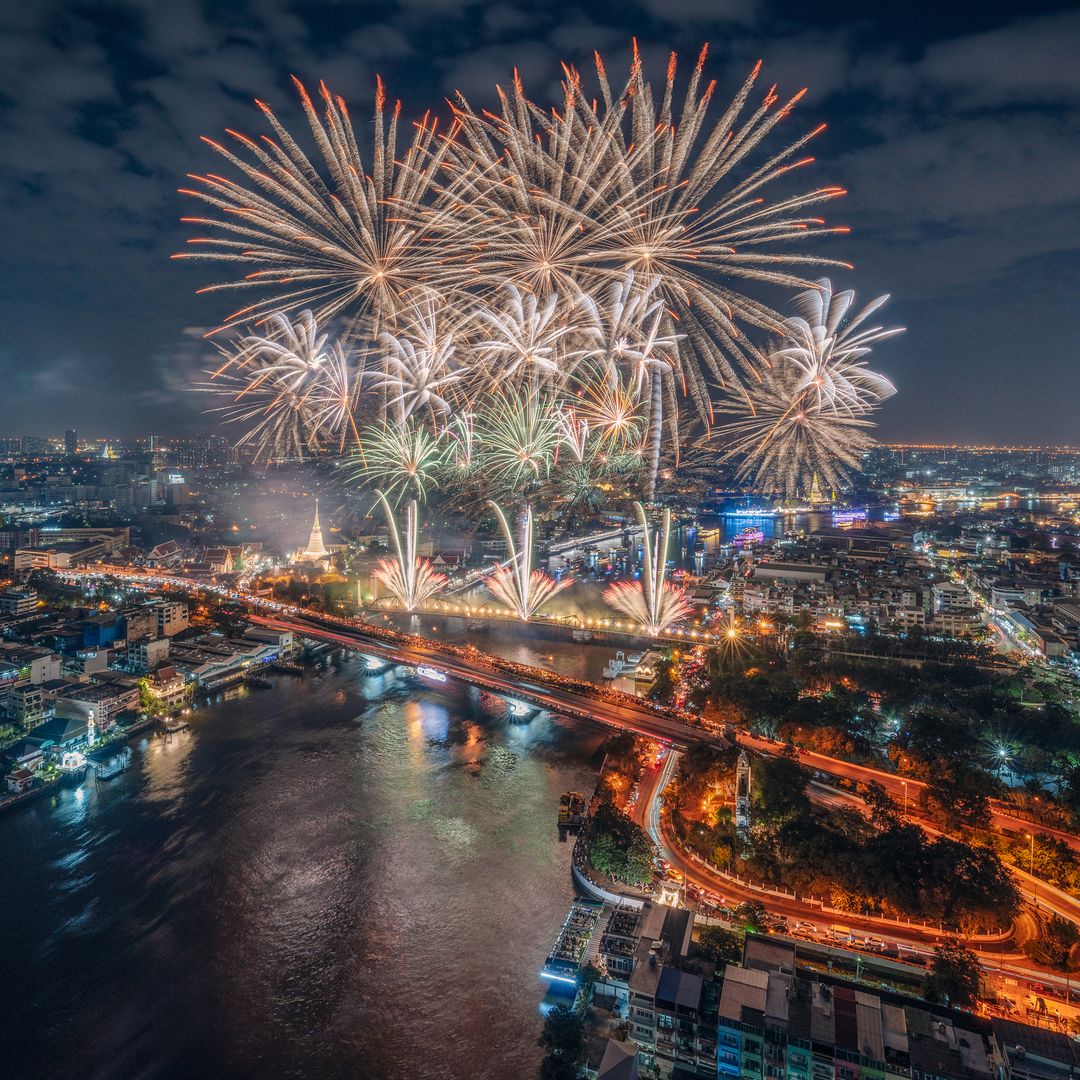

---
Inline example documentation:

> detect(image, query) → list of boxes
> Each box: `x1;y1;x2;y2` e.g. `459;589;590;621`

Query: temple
298;500;329;563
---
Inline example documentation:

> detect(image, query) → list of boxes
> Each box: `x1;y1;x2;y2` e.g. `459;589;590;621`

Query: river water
0;654;608;1080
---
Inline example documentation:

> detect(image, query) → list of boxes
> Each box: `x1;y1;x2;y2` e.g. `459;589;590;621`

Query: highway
76;566;1080;936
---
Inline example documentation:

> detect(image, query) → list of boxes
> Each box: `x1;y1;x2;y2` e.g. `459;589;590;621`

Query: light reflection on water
0;656;603;1080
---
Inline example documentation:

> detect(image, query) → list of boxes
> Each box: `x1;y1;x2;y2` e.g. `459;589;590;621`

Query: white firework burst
603;502;691;636
473;284;581;386
201;309;355;460
555;406;590;463
716;365;876;499
369;303;464;420
486;503;571;619
774;279;901;416
372;492;447;611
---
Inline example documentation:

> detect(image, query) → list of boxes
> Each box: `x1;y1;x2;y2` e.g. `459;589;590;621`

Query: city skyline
2;1;1078;443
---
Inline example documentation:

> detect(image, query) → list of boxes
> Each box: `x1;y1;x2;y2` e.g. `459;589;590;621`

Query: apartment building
718;942;1008;1080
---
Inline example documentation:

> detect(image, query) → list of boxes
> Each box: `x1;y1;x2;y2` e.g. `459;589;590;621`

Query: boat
163;715;189;734
832;508;868;525
732;527;765;546
602;650;630;680
557;791;587;829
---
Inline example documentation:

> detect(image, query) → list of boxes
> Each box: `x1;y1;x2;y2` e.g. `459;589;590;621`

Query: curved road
640;750;1080;1010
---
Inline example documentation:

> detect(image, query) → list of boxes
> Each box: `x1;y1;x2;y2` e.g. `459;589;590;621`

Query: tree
925;941;980;1007
576;963;601;1000
589;802;657;886
864;781;900;829
696;925;743;965
1024;916;1080;972
919;760;994;831
538;1056;582;1080
733;901;783;935
138;678;164;715
648;653;677;706
537;1005;584;1080
754;751;811;822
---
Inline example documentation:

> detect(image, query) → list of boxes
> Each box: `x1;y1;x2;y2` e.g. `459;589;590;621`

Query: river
0;653;608;1080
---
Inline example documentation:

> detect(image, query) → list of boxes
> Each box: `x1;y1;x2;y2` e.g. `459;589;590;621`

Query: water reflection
0;657;602;1080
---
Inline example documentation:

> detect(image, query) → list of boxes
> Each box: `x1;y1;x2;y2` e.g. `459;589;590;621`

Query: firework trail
603;502;691;636
486;503;571;619
372;492;447;611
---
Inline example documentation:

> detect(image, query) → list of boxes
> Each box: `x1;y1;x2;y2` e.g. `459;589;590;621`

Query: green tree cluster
537;1005;584;1080
589;801;656;886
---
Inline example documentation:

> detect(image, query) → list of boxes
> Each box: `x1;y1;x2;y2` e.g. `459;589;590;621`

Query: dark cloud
0;0;1077;443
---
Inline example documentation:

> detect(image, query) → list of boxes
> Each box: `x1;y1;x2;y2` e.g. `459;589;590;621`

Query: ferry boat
832;508;868;526
732;527;765;546
603;650;638;680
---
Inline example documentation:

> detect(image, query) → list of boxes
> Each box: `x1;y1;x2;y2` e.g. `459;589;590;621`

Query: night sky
2;0;1078;443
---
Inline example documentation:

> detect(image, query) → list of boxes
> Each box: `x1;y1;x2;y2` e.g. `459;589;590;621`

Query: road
738;732;1080;853
639;751;1080;1010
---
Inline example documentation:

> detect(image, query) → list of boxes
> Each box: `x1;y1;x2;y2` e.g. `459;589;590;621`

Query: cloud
0;0;1076;443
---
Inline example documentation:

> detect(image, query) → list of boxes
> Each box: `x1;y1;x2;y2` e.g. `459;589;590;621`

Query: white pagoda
298;500;330;564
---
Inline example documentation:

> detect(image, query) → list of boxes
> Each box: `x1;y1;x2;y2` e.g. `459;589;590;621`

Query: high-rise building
64;429;77;456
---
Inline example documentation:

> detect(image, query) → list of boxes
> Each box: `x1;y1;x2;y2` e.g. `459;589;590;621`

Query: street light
901;780;908;815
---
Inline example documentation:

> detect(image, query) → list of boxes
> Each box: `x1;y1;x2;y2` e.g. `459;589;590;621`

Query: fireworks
717;367;877;499
716;279;902;499
175;77;456;335
475;391;561;493
446;47;850;420
555;406;590;462
473;284;580;386
603;503;691;636
353;418;449;504
774;279;900;416
486;504;571;620
200;309;355;461
370;303;464;420
372;493;447;612
575;375;646;449
182;47;899;511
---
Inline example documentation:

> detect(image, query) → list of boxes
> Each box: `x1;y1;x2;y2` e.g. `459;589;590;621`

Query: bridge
257;611;706;747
